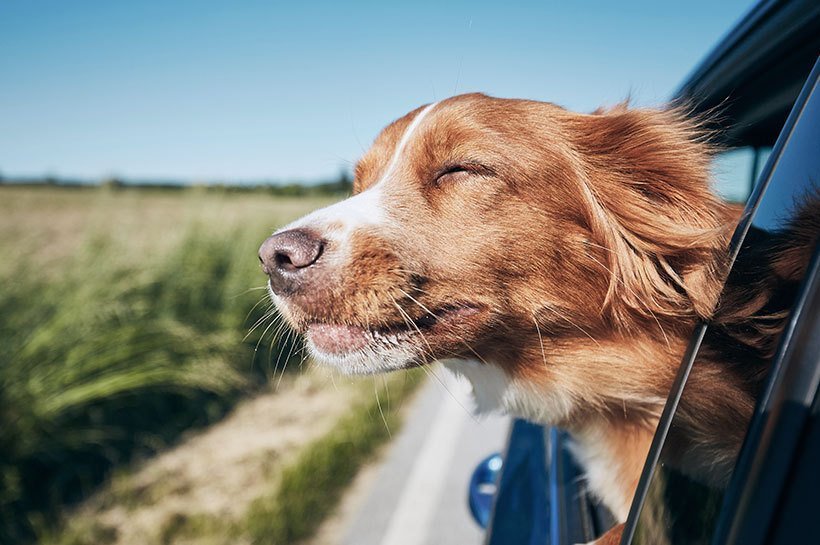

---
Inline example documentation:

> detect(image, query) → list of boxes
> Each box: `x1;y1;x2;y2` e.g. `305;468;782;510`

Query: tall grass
0;187;332;543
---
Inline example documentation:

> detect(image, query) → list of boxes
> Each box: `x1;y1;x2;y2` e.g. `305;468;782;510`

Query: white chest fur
440;358;575;423
440;358;633;522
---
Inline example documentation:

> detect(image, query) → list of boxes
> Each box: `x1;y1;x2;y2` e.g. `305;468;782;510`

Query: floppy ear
567;106;738;329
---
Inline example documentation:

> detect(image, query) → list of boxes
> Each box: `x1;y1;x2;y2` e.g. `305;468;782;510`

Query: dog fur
260;93;812;533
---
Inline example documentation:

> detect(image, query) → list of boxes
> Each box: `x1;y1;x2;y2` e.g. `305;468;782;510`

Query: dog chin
305;338;419;374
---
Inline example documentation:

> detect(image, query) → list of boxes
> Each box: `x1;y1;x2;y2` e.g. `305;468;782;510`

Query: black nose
259;229;324;294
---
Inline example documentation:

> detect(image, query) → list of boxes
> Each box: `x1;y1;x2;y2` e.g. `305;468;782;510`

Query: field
0;186;422;544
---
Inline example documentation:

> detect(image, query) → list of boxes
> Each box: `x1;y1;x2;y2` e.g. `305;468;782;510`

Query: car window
627;65;820;545
711;146;773;203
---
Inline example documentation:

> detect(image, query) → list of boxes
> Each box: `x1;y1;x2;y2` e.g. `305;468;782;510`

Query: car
469;1;820;543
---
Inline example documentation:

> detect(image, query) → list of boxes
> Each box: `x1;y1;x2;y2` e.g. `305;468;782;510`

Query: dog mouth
305;304;483;357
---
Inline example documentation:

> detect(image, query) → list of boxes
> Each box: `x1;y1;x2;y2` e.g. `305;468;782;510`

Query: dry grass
47;371;423;545
0;185;329;275
0;186;335;542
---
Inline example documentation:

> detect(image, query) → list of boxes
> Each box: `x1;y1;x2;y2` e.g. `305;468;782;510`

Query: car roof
674;0;820;147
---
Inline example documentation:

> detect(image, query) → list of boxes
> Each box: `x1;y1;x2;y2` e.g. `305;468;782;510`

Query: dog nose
259;229;324;294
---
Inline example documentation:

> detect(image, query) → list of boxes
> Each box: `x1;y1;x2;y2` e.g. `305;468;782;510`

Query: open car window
711;146;772;204
624;59;820;545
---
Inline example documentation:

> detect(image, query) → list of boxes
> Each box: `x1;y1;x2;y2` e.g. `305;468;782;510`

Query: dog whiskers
243;305;277;342
532;314;549;370
374;378;391;437
397;287;435;317
427;364;479;422
243;293;273;321
231;285;273;299
275;327;301;389
253;313;282;356
454;339;492;367
389;295;435;361
270;327;289;386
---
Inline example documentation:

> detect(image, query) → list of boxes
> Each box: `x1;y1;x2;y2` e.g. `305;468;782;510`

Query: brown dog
259;93;746;525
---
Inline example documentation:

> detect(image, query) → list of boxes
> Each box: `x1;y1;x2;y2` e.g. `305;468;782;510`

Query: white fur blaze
274;101;440;246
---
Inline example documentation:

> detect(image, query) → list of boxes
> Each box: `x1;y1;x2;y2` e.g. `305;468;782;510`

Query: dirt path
63;369;360;545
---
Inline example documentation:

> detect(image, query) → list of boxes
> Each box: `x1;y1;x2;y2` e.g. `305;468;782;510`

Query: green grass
0;186;335;543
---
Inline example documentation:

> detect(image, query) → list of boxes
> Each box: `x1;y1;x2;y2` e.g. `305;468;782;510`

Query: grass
244;372;423;545
42;371;425;545
0;186;335;543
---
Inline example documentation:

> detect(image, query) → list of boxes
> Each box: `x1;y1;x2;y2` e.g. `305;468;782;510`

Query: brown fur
265;93;812;525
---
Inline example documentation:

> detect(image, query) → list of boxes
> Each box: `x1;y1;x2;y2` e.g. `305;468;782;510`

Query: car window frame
717;244;820;545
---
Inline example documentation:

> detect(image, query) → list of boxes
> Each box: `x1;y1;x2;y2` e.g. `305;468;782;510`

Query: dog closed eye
433;162;494;186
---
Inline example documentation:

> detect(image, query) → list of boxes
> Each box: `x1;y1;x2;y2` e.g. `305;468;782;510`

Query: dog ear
568;106;737;329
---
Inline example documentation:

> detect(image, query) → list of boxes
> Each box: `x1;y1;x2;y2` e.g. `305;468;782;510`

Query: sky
0;0;755;183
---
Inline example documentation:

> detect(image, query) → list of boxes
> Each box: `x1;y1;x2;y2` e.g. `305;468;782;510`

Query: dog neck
440;333;686;521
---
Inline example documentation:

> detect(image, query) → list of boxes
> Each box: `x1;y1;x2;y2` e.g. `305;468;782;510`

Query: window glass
711;147;755;203
711;146;774;204
631;77;820;544
754;147;773;181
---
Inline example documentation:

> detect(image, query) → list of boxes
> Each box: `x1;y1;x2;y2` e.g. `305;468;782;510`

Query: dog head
259;93;732;407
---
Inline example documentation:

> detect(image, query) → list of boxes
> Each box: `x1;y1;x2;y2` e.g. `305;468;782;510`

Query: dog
258;93;791;540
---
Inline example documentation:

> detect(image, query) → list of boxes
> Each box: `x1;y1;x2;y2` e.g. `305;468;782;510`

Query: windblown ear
567;106;738;329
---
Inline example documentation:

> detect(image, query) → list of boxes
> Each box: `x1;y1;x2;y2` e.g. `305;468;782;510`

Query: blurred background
0;1;753;544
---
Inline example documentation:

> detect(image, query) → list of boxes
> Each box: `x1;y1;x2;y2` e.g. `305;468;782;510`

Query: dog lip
305;303;483;356
307;323;373;355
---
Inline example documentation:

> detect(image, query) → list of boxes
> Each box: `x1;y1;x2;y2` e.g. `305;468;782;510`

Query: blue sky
0;0;754;183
